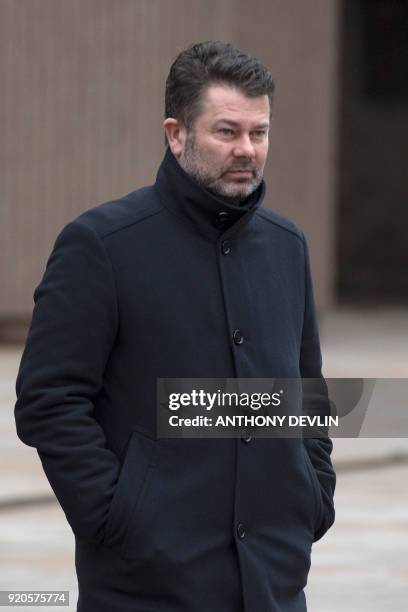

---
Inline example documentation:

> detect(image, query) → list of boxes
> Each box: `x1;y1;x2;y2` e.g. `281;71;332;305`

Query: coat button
221;240;231;255
233;329;244;345
241;430;253;443
236;523;246;539
214;211;230;229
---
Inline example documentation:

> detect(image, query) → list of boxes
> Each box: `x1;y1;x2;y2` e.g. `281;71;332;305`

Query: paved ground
1;461;408;612
1;307;407;611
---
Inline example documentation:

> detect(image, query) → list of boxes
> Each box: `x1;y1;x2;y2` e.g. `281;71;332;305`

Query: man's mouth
225;169;254;178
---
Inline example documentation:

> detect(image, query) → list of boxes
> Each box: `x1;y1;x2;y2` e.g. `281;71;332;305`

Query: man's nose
232;134;256;159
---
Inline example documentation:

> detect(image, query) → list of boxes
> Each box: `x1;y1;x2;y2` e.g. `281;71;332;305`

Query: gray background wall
1;0;339;333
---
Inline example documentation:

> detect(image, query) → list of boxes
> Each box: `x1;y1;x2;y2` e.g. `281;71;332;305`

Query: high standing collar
154;147;266;242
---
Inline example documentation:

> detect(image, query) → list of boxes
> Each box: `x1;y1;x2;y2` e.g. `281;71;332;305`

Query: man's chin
217;182;257;200
209;187;255;204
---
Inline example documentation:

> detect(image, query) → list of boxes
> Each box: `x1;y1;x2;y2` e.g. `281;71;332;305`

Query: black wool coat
15;147;336;612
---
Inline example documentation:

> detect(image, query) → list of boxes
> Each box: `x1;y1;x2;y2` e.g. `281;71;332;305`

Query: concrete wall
233;0;340;313
0;0;340;337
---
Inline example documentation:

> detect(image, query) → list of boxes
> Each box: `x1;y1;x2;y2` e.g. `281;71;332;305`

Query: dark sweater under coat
15;147;336;612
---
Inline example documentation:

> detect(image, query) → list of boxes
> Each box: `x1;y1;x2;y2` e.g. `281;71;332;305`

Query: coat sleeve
14;219;121;544
299;232;336;542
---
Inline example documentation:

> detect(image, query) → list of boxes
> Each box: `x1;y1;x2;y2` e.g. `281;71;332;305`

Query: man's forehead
199;84;270;123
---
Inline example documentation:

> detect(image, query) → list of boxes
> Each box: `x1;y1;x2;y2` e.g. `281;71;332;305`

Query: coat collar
154;147;266;242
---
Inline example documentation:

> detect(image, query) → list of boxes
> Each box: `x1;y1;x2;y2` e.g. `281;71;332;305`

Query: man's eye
219;128;234;136
252;130;267;138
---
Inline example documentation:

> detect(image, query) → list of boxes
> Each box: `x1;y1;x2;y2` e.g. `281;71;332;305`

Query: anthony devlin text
168;415;338;428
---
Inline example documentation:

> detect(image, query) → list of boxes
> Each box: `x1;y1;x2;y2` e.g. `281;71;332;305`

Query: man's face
176;85;270;203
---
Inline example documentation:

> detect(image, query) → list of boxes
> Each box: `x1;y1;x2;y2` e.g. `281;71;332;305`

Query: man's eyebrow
214;119;269;129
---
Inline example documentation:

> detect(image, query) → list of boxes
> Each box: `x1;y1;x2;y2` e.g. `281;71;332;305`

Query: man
15;41;336;612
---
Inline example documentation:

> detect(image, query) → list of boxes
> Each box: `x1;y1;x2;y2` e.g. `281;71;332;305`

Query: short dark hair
165;41;275;132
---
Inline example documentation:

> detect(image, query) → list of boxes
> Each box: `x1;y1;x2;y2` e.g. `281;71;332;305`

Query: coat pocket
103;430;157;556
302;442;324;538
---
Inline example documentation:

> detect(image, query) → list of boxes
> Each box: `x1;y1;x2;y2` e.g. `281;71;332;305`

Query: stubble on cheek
179;133;263;201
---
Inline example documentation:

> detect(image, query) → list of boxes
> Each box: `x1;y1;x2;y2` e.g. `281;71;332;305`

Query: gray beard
204;183;258;206
198;179;256;206
179;134;263;206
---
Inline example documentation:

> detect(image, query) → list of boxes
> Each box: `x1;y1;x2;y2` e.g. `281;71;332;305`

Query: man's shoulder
71;185;164;240
256;206;304;242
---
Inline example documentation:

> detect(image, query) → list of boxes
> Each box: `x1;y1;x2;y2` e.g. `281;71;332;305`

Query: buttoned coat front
15;148;336;612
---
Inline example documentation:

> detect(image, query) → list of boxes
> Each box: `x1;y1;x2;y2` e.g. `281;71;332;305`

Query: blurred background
0;0;407;610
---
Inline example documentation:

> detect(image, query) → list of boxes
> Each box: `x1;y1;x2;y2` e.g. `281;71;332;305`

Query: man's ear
163;118;186;158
